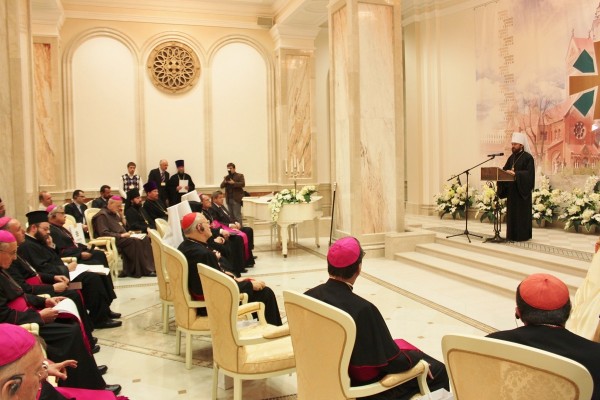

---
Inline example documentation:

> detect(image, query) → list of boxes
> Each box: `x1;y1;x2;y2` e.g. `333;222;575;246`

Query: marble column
329;0;404;249
0;0;37;219
271;26;319;183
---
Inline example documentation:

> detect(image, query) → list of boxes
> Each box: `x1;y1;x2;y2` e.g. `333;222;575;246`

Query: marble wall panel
212;43;269;185
331;6;351;233
33;42;55;185
285;54;312;178
358;3;395;233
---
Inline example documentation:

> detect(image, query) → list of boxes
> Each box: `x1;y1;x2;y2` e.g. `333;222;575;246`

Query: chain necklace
511;150;525;171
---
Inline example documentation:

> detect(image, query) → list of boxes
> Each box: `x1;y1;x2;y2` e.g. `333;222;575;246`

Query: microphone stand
446;155;497;243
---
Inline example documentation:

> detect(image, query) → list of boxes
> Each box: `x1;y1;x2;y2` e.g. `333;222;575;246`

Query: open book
53;298;81;321
131;233;146;240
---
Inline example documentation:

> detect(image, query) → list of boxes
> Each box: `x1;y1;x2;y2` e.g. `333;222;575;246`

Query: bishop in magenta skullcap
0;230;16;243
0;324;37;367
327;236;362;268
519;273;570;311
110;195;122;201
0;216;10;229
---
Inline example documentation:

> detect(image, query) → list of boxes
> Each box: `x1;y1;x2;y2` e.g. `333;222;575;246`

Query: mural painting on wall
476;0;600;177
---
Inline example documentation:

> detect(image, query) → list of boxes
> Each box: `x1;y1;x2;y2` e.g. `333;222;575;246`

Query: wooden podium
481;167;515;182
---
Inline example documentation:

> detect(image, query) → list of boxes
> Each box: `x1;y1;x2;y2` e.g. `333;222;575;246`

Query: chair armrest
238;301;263;316
348;360;430;398
189;300;207;308
20;323;40;336
37;294;51;299
87;238;111;248
380;359;428;387
239;293;248;304
62;257;76;264
262;324;289;339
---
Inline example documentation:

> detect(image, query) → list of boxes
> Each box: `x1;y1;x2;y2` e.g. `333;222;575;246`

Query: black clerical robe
305;279;448;398
167;172;195;205
177;238;281;325
210;204;254;266
125;204;151;232
488;325;600;400
17;235;113;324
0;270;106;390
201;207;246;275
49;224;110;269
8;255;95;345
92;208;155;278
143;199;168;228
498;150;535;241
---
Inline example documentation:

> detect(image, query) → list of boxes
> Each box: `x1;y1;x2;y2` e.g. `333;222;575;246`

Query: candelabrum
284;157;305;194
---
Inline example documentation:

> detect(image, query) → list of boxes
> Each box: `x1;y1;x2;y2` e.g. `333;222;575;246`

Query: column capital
270;24;320;51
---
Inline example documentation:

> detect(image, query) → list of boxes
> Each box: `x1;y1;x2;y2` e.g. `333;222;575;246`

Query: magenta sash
8;296;91;354
26;275;44;285
212;221;250;259
55;387;120;400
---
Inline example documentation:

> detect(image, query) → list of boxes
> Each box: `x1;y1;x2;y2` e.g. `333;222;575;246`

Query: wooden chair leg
212;363;219;400
185;332;192;369
175;328;181;355
162;303;169;334
233;377;242;400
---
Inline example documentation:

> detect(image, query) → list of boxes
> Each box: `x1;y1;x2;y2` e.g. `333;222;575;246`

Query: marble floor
94;214;599;399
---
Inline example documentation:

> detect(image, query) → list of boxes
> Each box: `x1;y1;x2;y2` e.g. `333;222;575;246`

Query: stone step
395;244;584;298
434;236;590;278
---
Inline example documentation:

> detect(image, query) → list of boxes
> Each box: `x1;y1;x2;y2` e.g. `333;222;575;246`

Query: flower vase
582;225;597;235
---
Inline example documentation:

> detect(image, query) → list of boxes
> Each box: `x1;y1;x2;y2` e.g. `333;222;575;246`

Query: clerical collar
328;276;353;290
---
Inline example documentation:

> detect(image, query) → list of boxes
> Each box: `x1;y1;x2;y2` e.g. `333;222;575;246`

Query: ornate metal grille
147;42;200;94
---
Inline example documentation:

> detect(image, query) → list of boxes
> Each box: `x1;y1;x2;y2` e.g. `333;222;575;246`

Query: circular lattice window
147;42;200;94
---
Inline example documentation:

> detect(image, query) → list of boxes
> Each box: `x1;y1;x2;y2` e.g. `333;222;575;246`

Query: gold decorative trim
147;41;200;94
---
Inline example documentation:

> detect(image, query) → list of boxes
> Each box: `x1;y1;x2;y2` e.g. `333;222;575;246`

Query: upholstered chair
442;334;593;400
198;263;295;400
283;290;430;400
148;228;173;334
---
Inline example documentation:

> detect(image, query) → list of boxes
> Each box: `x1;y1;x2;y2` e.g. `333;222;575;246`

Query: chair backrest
442;334;594;400
162;244;206;330
155;218;170;237
64;214;77;228
148;228;171;302
197;263;244;372
283;290;355;399
84;207;101;240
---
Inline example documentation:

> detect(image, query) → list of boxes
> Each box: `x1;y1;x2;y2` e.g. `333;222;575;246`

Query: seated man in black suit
91;185;112;209
64;189;89;237
142;182;168;228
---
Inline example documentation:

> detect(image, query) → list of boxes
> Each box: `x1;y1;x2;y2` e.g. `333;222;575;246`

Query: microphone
487;152;504;157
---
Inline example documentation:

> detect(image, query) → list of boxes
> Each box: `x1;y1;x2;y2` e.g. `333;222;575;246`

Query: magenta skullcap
0;216;10;229
110;195;122;201
0;230;16;243
327;236;362;268
0;324;37;367
519;273;570;311
46;204;57;213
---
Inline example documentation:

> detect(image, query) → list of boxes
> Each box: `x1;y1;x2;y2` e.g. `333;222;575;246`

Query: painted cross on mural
569;41;600;119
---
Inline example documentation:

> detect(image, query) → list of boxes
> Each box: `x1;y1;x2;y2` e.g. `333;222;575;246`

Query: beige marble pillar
271;26;319;183
329;0;405;248
0;0;37;219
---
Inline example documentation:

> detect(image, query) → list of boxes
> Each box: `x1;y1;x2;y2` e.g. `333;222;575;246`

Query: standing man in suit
64;189;89;237
147;159;170;205
168;160;195;205
219;162;245;225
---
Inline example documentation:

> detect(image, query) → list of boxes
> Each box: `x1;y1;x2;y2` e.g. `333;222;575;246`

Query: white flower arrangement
558;176;600;232
474;183;506;223
433;179;475;219
269;185;317;222
531;175;560;226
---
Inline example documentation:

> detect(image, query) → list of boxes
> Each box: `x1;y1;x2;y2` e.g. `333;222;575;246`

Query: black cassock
305;279;449;400
167;172;195;205
497;150;535;241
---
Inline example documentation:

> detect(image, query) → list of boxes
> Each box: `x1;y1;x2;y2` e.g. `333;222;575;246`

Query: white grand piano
243;195;322;258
